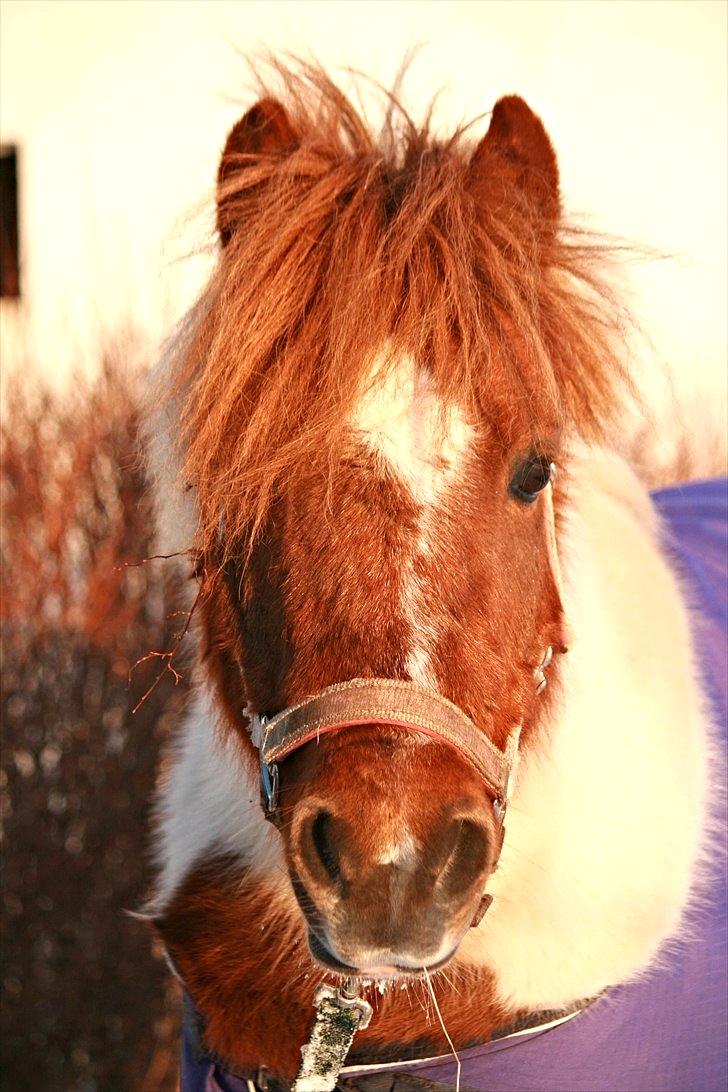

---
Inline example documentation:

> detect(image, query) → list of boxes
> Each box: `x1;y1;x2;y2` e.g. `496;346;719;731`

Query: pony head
164;65;626;978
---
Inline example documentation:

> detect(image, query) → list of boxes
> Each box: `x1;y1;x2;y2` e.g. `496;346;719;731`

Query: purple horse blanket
181;478;728;1092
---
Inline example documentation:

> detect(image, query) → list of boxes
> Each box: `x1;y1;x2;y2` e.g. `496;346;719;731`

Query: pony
145;63;713;1089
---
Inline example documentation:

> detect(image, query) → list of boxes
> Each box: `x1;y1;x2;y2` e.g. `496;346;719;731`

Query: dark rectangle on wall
1;146;20;299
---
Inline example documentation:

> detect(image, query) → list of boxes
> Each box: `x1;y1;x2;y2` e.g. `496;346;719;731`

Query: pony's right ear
217;98;298;246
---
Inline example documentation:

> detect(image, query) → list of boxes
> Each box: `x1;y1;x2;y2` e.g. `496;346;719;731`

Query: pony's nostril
310;810;342;883
440;818;490;896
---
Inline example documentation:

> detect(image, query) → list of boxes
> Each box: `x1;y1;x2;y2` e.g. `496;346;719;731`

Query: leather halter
249;677;523;870
258;676;520;802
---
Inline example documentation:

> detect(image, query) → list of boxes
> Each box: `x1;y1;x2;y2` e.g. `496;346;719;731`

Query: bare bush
1;357;189;1092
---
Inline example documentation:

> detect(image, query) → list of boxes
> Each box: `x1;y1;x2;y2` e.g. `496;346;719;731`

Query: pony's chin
307;929;457;979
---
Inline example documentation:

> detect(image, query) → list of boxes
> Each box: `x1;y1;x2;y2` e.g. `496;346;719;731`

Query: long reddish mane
173;61;631;559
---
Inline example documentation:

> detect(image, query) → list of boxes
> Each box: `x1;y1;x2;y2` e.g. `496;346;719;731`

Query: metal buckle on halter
260;759;279;815
258;715;280;817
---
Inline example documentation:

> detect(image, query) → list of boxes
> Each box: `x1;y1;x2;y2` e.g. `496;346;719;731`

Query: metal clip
260;760;279;815
314;980;373;1030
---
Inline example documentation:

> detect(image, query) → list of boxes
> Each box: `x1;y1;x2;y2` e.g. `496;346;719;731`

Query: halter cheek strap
542;477;573;653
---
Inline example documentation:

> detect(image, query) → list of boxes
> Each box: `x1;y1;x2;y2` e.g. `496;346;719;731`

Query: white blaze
353;351;474;687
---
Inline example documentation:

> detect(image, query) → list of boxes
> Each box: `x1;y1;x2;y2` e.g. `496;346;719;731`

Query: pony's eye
509;455;554;503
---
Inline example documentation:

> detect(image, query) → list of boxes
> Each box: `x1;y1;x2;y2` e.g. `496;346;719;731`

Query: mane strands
172;60;633;557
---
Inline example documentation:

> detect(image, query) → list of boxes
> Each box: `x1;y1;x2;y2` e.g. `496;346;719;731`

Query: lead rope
291;979;373;1092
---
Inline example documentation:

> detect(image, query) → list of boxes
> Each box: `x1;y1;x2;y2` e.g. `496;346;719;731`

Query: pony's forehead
352;348;476;506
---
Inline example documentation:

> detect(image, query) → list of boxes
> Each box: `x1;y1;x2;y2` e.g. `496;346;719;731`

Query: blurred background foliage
1;355;190;1091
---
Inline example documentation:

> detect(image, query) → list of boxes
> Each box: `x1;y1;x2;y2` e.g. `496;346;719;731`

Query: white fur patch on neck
354;351;474;687
150;686;291;914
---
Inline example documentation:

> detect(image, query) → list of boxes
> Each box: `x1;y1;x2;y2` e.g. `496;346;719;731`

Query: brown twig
114;550;194;572
129;579;203;715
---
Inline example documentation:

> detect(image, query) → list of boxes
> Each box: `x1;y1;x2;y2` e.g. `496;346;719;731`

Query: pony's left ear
469;96;560;224
217;98;298;246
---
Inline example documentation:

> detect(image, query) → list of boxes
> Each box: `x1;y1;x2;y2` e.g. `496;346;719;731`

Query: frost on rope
292;989;367;1092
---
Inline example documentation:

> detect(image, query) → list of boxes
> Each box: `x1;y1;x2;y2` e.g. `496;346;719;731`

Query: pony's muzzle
290;802;492;975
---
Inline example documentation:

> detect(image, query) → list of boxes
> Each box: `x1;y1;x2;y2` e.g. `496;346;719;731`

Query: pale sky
1;0;726;425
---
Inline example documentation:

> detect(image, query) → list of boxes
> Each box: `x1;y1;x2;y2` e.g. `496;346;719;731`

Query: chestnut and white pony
146;67;711;1085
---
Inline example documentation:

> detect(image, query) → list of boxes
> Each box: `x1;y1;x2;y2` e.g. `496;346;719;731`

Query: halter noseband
249;675;527;864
